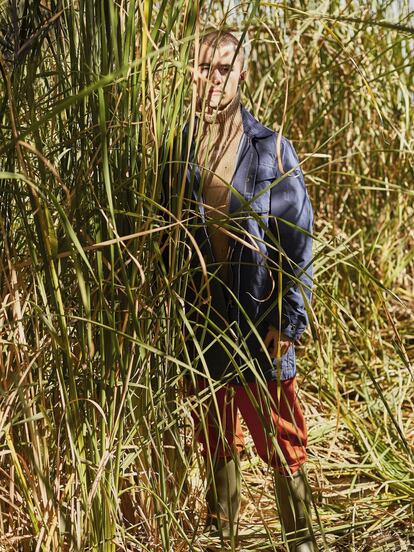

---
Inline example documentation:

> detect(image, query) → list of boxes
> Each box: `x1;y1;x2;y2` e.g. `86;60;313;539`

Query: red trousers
188;376;308;474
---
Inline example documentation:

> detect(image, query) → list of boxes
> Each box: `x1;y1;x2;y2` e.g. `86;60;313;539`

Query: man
161;29;316;552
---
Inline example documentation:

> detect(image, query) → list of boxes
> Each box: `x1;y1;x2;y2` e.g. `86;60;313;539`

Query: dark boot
203;454;241;545
274;469;318;552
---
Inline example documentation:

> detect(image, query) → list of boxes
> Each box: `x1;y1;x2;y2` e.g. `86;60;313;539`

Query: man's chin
208;98;228;111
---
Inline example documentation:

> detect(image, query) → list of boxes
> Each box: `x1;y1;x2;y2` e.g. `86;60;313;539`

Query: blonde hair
200;30;245;70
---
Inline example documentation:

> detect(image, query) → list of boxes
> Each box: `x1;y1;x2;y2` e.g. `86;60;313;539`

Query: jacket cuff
266;315;305;342
280;320;303;341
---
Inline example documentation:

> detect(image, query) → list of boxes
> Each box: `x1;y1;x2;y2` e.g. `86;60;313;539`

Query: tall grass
0;1;413;550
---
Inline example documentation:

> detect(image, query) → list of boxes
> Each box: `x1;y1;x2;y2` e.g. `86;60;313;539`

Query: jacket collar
240;105;274;139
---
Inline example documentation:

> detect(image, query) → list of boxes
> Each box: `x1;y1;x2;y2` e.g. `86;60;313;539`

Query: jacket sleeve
264;136;314;341
159;140;175;273
159;124;192;274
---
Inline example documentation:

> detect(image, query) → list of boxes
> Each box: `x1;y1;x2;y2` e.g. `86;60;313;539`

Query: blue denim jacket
162;104;313;383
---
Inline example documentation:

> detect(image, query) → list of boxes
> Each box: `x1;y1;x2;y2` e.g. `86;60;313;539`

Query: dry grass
0;1;413;550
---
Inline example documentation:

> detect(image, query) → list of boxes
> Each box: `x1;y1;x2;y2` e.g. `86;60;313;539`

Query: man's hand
261;325;294;359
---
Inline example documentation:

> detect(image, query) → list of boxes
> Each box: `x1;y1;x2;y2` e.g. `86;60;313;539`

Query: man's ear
239;70;246;82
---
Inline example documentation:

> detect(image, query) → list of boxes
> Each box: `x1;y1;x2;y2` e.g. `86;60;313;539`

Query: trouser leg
187;375;245;459
234;377;317;550
234;377;307;473
187;376;244;543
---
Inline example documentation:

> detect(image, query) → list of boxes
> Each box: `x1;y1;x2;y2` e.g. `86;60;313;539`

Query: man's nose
211;67;222;85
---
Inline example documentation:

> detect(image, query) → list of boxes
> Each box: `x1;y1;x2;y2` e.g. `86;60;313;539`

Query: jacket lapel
229;133;256;215
182;119;203;217
229;105;274;215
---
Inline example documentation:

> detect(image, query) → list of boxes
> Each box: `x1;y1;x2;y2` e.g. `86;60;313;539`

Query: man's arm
264;136;314;343
158;133;183;273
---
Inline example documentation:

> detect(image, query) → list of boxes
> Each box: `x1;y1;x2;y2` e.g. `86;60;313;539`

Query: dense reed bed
0;1;413;550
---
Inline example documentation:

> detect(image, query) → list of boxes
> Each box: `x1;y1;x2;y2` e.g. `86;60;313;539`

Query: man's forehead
198;42;239;64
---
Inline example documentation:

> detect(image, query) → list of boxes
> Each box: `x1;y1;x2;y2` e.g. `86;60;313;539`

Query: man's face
195;41;244;110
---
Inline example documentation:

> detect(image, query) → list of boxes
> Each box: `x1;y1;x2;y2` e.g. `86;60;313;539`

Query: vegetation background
0;0;413;550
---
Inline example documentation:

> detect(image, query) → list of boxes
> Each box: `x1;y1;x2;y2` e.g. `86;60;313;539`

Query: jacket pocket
256;163;278;183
